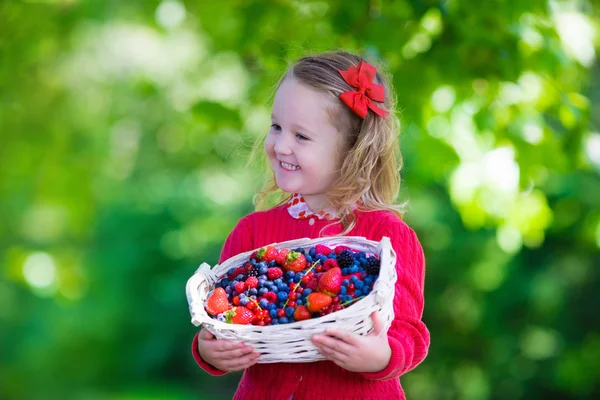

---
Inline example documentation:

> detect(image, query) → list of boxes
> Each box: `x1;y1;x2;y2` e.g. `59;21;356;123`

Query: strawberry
284;251;307;272
334;245;352;255
235;281;246;294
318;267;342;296
315;244;332;256
245;276;258;289
267;267;283;280
257;245;279;262
226;306;255;325
323;259;339;271
275;248;289;266
293;305;312;321
205;288;231;316
306;292;333;312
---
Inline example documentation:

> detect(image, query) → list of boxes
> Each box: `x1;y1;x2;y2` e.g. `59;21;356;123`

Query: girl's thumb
369;311;385;336
198;328;215;340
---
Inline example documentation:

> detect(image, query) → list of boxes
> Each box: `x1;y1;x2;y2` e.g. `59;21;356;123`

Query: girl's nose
273;131;292;155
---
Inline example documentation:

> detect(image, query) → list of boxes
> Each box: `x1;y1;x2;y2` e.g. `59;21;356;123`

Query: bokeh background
2;0;600;399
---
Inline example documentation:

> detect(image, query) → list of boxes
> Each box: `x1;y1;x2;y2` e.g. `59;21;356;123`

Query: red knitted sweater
191;204;429;400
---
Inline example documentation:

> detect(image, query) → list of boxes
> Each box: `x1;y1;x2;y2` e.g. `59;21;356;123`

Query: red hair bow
338;61;388;119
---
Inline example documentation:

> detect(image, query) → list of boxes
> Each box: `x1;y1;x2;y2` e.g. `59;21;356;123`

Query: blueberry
274;278;283;285
285;307;295;317
303;289;312;296
309;248;316;257
240;293;247;298
259;266;269;275
328;253;337;259
365;277;373;284
270;309;278;318
318;254;328;262
228;268;235;275
355;290;363;297
259;299;269;308
286;271;295;279
342;280;349;287
357;252;366;259
279;317;289;324
362;287;371;295
305;255;313;263
351;276;359;283
339;286;347;295
235;274;245;281
225;286;232;294
350;266;359;273
272;320;279;325
293;248;305;255
269;260;278;268
240;298;249;306
342;268;349;275
269;303;277;310
355;281;364;290
250;259;257;265
277;292;288;301
288;278;295;285
249;288;258;296
272;286;279;293
359;257;367;265
259;288;268;296
296;299;303;306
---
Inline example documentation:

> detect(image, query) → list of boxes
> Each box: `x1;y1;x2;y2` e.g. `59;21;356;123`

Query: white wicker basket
186;236;397;363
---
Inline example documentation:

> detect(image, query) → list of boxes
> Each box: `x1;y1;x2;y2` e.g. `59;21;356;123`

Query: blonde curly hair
250;51;406;235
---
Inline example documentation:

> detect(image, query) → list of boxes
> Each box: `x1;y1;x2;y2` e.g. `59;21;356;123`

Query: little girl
192;51;429;400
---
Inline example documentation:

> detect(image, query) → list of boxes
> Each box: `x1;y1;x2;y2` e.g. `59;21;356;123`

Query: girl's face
265;78;345;211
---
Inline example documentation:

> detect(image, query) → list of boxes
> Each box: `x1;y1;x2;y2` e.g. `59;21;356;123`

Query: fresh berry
306;292;333;312
226;306;255;324
205;288;231;316
306;277;318;291
334;245;352;255
257;245;279;262
276;308;286;318
365;257;381;275
275;248;289;266
232;295;240;306
235;281;246;294
315;244;332;256
318;267;342;296
229;266;245;280
284;251;307;272
323;258;339;271
294;305;312;321
246;265;260;277
267;267;284;280
337;249;354;269
245;277;259;289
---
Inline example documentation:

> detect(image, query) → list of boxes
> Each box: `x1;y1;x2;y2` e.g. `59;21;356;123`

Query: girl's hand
196;329;260;372
311;311;391;373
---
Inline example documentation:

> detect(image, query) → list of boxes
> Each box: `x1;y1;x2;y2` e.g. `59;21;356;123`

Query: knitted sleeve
192;213;255;376
361;218;430;380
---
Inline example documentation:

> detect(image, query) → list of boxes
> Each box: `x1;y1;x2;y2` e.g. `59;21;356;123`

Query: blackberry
337;249;354;269
365;257;380;275
246;266;260;277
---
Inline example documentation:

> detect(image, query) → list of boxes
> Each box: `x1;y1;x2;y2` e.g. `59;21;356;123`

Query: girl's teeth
281;162;300;171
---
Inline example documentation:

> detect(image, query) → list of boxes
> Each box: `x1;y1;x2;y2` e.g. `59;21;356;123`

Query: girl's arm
191;214;255;375
360;220;430;380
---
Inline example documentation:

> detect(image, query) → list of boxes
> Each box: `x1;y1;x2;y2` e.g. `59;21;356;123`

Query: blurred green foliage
1;0;600;399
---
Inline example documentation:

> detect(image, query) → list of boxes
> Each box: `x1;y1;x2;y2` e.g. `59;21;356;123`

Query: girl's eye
270;124;281;131
296;133;309;140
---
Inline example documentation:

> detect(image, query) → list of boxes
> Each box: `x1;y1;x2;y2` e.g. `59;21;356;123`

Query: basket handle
186;262;213;327
373;236;396;307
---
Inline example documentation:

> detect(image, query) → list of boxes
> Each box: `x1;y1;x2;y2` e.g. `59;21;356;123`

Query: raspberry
337;249;354;269
267;267;283;280
315;244;332;256
365;257;380;275
323;258;339;271
334;245;351;255
245;277;259;289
